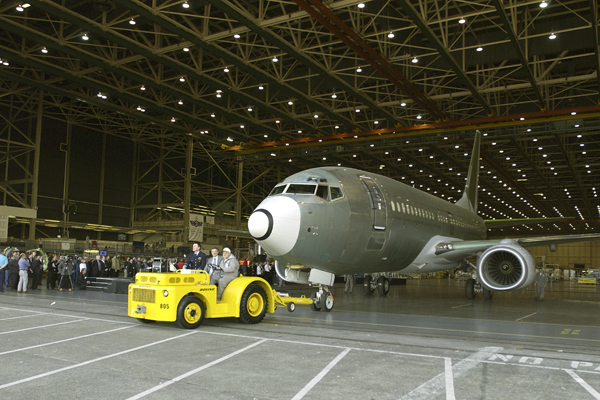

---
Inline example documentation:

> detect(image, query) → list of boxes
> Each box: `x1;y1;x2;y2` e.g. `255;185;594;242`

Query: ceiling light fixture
356;67;362;72
357;2;365;8
129;18;136;25
540;1;548;8
179;76;185;82
234;34;240;39
331;93;337;99
223;67;229;73
41;47;48;53
82;34;89;41
412;57;418;63
476;46;483;52
258;85;264;90
458;17;466;24
272;56;278;62
549;32;556;40
388;32;395;39
183;47;189;52
182;1;190;8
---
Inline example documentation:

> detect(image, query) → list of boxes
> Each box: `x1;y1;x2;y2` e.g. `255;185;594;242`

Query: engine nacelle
477;240;535;291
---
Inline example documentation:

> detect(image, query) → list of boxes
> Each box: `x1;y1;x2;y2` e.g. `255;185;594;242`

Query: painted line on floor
515;312;537;322
0;325;136;356
0;306;134;325
445;358;455;400
126;339;268;400
565;369;600;399
451;304;473;309
0;319;88;335
291;347;351;400
0;314;45;321
0;330;197;391
271;315;600;343
400;347;503;400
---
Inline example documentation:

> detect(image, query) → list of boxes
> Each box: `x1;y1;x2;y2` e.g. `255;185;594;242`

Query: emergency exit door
360;177;386;230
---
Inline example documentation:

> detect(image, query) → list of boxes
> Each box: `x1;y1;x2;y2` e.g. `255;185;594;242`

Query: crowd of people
0;246;283;296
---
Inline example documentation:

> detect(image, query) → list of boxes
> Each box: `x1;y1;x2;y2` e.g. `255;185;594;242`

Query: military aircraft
247;131;600;311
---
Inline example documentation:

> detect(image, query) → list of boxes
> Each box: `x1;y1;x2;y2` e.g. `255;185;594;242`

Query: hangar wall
529;242;600;270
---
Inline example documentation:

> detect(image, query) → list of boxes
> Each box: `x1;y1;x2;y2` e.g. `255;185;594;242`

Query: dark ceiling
0;0;599;237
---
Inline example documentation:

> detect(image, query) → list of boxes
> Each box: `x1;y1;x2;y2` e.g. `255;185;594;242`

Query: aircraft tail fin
455;130;481;213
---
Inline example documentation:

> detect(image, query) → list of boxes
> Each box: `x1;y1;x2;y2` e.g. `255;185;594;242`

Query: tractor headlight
163;290;169;297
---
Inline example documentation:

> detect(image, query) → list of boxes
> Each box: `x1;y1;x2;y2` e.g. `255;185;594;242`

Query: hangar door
360;176;386;230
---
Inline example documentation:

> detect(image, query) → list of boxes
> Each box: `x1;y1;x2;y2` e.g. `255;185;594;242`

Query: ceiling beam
490;0;545;111
394;0;495;117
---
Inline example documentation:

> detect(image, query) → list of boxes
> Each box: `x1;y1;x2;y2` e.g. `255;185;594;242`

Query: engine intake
477;241;535;291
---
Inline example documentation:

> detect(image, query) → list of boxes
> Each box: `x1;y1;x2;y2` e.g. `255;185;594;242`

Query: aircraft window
401;203;406;213
270;185;286;195
285;184;317;195
330;186;344;200
391;202;395;212
316;185;328;199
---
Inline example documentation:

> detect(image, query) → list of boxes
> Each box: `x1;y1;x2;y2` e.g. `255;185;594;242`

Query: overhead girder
204;0;399;126
393;0;495;118
114;0;359;132
25;0;318;140
294;0;448;123
591;0;600;102
490;0;545;111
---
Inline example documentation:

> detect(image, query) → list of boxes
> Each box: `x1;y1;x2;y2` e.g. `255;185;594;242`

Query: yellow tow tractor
127;270;313;328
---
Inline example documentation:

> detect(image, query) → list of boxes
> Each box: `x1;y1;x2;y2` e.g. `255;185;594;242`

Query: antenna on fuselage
455;130;481;213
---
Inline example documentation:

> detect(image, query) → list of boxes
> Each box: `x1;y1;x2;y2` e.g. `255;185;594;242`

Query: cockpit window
330;187;344;201
270;185;286;195
316;185;328;199
285;184;317;195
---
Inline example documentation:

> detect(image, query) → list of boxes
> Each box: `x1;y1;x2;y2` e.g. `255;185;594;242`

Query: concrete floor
1;278;599;399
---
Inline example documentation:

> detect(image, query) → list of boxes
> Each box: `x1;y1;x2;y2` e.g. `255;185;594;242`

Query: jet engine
477;240;535;291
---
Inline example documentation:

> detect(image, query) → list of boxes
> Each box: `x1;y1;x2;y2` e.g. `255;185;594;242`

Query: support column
236;160;243;229
61;122;72;238
129;141;138;227
183;135;193;243
97;131;107;239
29;90;43;241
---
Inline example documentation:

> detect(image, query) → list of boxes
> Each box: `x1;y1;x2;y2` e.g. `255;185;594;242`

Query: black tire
176;296;205;329
483;288;494;300
310;291;321;311
377;276;390;296
287;302;296;312
363;275;375;295
465;279;476;300
239;284;267;324
138;318;156;324
320;292;334;312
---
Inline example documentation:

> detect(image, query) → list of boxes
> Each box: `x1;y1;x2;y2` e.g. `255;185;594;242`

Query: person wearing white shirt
207;247;224;282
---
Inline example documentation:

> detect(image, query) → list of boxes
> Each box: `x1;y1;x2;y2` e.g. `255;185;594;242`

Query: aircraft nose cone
248;196;301;256
248;209;272;240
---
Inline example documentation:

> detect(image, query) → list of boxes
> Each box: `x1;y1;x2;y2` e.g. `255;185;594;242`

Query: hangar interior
0;0;599;254
1;1;600;398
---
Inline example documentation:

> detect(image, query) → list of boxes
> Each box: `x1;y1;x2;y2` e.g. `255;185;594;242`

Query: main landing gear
465;278;494;300
363;274;390;296
310;286;334;312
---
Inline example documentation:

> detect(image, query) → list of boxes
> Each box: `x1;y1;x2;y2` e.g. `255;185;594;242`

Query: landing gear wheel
320;292;334;312
310;291;321;311
465;279;476;300
363;275;375;295
239;284;267;324
483;288;494;300
176;296;205;329
377;276;390;296
287;302;296;312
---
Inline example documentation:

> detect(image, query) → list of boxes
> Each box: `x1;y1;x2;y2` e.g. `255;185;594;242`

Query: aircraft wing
435;233;600;262
484;217;575;229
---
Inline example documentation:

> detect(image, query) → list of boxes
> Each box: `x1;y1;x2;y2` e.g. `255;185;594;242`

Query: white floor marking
451;304;473;309
291;348;351;400
0;319;88;335
0;330;197;391
400;347;503;400
0;306;134;325
515;312;537;322
565;369;600;399
444;357;455;400
0;325;136;356
126;339;268;400
0;314;44;321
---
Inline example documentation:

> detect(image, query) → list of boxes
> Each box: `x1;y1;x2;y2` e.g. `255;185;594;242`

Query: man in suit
90;255;101;277
183;243;206;271
206;247;224;282
30;254;42;290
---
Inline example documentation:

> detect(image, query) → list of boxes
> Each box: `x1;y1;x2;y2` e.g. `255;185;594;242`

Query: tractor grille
133;288;155;303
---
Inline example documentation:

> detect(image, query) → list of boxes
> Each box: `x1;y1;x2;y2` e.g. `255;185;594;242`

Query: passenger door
360;176;386;230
